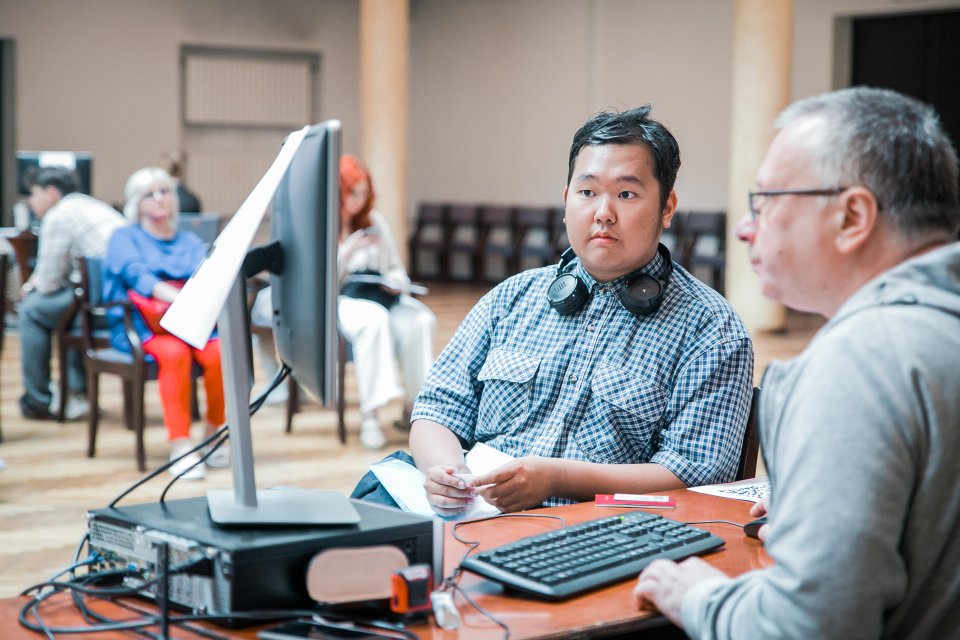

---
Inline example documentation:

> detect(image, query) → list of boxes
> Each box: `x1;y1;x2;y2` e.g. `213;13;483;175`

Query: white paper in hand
159;126;309;348
370;443;515;521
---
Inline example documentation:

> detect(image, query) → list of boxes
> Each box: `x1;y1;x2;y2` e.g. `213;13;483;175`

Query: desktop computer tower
87;497;437;624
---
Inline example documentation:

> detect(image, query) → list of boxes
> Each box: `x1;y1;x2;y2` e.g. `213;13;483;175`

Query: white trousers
338;295;436;413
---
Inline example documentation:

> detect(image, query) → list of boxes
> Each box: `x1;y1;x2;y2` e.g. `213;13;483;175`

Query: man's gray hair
777;86;960;239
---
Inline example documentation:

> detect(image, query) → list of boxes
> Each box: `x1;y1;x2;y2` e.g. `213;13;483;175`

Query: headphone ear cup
618;274;665;316
548;273;590;316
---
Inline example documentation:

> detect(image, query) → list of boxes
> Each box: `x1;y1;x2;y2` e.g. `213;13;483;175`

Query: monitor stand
206;275;360;526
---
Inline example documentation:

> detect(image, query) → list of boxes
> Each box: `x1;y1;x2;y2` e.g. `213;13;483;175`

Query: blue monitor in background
16;150;93;195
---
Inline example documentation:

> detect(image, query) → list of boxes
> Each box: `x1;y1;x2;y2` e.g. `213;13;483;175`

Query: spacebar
566;556;625;580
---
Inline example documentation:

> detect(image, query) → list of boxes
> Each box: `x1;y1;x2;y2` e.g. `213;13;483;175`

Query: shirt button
587;323;596;331
568;374;577;384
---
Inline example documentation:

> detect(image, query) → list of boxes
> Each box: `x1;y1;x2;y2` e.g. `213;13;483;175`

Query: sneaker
169;448;206;480
62;394;90;421
204;444;231;468
20;396;55;420
359;417;386;450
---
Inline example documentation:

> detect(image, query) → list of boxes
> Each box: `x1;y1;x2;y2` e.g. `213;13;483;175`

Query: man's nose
734;214;756;243
594;196;615;224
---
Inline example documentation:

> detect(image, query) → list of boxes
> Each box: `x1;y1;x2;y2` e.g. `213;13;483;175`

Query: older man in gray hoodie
635;87;960;639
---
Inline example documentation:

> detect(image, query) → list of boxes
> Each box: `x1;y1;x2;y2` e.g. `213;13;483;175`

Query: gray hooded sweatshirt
682;242;960;639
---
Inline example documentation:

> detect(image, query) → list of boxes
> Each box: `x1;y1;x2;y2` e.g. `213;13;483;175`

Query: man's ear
661;191;678;229
561;185;568;223
835;187;878;254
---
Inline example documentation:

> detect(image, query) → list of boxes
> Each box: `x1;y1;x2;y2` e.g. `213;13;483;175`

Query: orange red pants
143;335;225;441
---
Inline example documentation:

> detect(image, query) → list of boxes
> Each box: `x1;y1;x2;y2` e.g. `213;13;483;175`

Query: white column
726;0;793;332
359;0;410;265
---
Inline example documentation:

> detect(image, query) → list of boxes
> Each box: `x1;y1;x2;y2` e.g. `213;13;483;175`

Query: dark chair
676;211;726;295
476;205;516;283
408;203;447;281
660;209;687;256
735;387;762;481
80;257;199;471
549;206;570;261
7;230;38;282
284;332;349;444
513;206;555;273
178;213;222;246
445;204;481;282
54;285;111;422
53;291;85;422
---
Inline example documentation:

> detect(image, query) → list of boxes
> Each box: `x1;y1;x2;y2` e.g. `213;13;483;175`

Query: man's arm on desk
474;459;686;513
409;419;477;517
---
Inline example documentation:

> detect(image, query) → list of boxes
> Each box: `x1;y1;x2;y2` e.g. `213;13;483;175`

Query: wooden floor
0;282;819;598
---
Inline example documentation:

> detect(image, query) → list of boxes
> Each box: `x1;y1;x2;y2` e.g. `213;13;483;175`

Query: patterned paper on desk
688;477;770;503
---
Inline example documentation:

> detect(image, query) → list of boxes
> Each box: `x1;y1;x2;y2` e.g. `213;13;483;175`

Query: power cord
107;364;290;509
681;519;749;527
438;512;568;640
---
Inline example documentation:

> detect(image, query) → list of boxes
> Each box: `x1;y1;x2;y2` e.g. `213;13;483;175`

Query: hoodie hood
830;242;960;327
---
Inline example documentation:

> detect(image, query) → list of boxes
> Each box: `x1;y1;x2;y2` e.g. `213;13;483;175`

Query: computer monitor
268;123;341;406
15;150;93;195
163;120;357;526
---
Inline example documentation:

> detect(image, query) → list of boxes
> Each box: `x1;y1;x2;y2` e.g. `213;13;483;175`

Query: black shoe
19;396;55;420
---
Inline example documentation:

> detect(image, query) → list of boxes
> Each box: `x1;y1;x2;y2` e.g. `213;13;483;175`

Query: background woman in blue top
102;167;225;480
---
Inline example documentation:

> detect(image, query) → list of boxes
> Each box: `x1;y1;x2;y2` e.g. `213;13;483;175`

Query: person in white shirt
337;154;437;449
18;166;125;420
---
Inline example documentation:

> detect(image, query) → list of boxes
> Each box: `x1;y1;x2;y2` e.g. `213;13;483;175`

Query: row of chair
407;203;727;293
409;203;568;284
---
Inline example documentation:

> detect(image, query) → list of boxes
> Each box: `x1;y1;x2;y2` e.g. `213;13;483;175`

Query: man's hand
749;495;770;541
634;557;728;627
473;456;558;512
423;464;476;517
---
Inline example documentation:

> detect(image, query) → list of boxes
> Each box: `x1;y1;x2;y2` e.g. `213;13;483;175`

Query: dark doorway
1;40;16;226
852;10;960;157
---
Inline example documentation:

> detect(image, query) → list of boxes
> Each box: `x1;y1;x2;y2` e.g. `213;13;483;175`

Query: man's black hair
25;165;80;197
567;105;681;212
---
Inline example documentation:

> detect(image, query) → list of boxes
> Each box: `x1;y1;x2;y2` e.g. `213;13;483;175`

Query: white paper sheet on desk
688;477;770;503
370;443;514;520
159;126;309;348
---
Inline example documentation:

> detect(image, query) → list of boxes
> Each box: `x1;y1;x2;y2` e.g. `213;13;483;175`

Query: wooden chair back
736;387;762;481
7;230;38;282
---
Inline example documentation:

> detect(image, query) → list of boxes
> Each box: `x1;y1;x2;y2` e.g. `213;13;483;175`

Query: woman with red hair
338;155;436;448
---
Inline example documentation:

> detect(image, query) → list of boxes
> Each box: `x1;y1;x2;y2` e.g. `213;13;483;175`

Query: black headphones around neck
546;243;673;317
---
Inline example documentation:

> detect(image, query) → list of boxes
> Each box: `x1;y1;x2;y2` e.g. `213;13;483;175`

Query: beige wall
3;0;959;217
1;0;359;208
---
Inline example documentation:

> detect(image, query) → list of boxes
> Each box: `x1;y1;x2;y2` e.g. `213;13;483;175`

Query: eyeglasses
747;187;848;220
143;188;172;202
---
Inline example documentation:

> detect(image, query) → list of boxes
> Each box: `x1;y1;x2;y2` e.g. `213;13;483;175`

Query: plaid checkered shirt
29;193;126;294
412;251;754;507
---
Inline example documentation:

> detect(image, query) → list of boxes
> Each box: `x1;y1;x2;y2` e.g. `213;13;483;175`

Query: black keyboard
460;511;724;600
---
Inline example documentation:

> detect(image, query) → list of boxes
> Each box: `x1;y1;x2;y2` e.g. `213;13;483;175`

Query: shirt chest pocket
476;349;540;438
575;363;667;463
